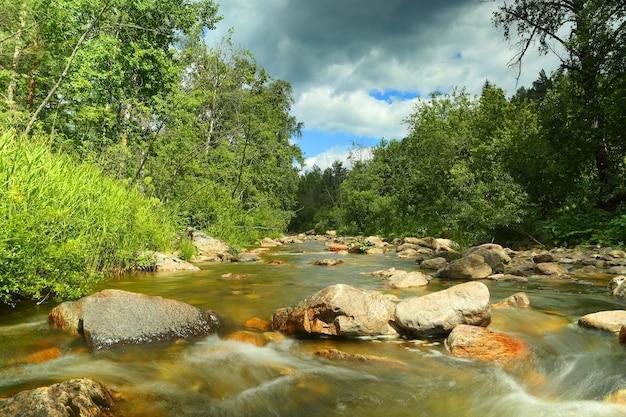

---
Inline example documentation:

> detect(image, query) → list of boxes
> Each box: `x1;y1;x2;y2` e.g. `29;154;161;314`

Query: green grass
0;129;179;305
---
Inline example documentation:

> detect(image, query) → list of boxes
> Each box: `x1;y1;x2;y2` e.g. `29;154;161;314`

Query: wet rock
186;227;231;262
437;254;492;280
271;284;398;338
610;275;626;297
534;262;569;277
49;289;220;350
224;330;269;347
313;259;344;266
0;378;115;417
486;274;529;283
234;252;260;262
420;257;448;270
394;281;491;338
492;292;531;309
447;324;529;363
8;346;62;366
578;310;626;334
620;325;626;344
386;271;431;289
465;244;511;274
266;259;285;265
366;247;385;255
314;349;407;368
219;272;247;281
364;236;385;247
325;243;349;252
603;388;626;405
245;317;270;331
608;266;626;275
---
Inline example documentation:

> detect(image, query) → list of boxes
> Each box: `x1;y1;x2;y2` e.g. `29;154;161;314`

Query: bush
0;129;179;305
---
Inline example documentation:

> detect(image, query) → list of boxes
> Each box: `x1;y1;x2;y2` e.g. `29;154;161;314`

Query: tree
493;0;626;210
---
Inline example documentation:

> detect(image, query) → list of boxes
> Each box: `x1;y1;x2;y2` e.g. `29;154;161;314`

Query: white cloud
301;145;372;173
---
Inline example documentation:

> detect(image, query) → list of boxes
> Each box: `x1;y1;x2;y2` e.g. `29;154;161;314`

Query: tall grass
0;129;179;305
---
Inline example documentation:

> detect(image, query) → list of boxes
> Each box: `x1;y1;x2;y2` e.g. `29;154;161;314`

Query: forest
1;0;626;305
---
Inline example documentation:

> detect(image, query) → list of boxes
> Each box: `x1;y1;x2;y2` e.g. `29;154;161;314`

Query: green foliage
0;129;178;305
177;236;197;262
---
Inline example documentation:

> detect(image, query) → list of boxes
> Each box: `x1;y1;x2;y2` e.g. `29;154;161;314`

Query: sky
205;0;560;171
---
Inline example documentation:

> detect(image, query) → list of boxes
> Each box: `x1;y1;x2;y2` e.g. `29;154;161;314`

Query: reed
0;129;179;305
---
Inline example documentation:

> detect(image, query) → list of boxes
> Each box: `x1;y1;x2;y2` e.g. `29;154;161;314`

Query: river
1;240;625;416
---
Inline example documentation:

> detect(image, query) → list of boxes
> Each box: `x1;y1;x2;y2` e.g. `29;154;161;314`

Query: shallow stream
1;240;625;416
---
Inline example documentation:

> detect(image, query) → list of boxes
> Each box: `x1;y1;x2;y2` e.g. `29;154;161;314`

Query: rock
0;378;115;417
487;274;529;283
245;317;270;331
603;388;626;405
11;347;62;365
326;243;349;252
532;252;558;263
266;259;284;265
620;325;626;344
271;284;398;337
234;252;260;262
492;292;531;309
260;237;281;247
534;262;569;277
49;289;220;350
437;254;492;280
578;310;626;334
151;251;200;272
186;227;231;262
446;324;529;363
396;248;420;259
370;267;398;278
224;330;269;347
420;257;447;270
386;271;430;289
219;272;247;281
314;349;407;368
364;236;385;247
465;244;511;273
366;247;385;255
608;266;626;275
313;259;344;266
394;281;491;338
610;275;626;297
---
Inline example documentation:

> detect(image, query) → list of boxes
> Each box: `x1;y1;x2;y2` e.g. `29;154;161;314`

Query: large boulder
464;244;510;274
271;284;398;337
437;254;492;280
186;227;231;262
0;378;115;417
49;289;220;350
151;251;200;272
446;324;529;363
394;281;491;338
578;310;626;334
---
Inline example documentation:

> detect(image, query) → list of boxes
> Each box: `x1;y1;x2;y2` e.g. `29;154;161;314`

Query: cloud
302;145;372;173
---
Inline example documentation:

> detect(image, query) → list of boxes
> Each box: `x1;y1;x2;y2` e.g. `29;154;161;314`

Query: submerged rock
394;281;491;338
314;348;407;368
446;324;529;363
271;284;398;338
313;259;344;266
0;378;115;417
492;292;531;309
49;289;220;350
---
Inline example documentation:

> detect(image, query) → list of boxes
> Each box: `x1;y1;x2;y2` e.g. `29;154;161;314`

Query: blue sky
206;1;560;171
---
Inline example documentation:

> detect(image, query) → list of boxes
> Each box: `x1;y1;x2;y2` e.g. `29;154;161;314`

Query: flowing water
1;240;626;416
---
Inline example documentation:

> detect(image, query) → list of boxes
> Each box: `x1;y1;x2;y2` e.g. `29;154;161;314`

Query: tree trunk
7;10;26;112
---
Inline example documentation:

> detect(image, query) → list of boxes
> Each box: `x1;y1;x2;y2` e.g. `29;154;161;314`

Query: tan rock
224;330;268;347
313;259;344;266
534;262;569;277
245;317;270;331
578;310;626;334
437;254;492;280
492;292;531;309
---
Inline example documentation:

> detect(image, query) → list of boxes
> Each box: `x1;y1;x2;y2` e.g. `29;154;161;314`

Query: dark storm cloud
211;0;480;91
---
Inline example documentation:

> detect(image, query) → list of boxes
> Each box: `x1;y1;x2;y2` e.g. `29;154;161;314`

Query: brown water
1;240;626;416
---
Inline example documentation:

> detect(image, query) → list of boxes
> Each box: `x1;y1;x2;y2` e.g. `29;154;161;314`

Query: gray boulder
0;378;115;417
437;254;492;280
271;284;398;337
394;281;491;338
49;289;220;350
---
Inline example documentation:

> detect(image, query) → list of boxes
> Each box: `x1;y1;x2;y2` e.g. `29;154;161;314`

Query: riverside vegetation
1;0;626;309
